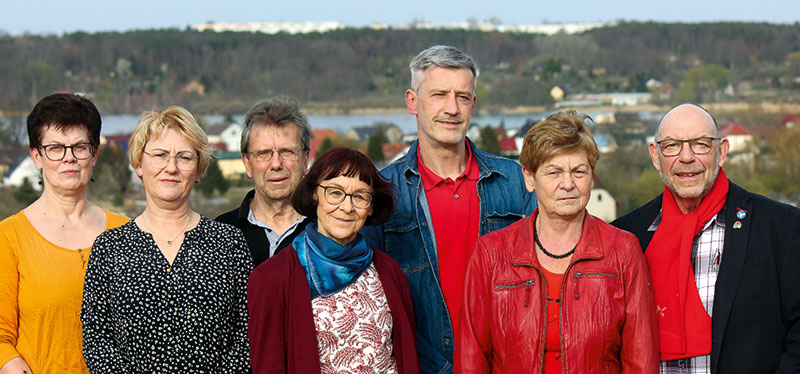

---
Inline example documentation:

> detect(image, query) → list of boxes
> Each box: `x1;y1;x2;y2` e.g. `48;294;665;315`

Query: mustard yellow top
0;210;129;373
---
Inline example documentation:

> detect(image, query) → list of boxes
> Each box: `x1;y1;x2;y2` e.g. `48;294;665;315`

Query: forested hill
2;21;799;114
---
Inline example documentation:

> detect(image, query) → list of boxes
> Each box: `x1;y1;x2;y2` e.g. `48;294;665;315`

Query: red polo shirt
417;143;480;337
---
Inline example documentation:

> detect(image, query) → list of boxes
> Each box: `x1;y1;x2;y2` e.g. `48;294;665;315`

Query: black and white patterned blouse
81;216;253;373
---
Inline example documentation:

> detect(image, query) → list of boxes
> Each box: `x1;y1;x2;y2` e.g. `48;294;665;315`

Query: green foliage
544;56;561;75
13;177;39;205
594;146;658;216
316;136;362;156
196;159;230;197
0;186;27;219
90;145;131;206
674;64;732;103
766;126;800;196
317;138;334;157
0;116;25;146
24;61;58;100
2;22;797;112
631;169;664;207
366;127;387;162
478;125;501;155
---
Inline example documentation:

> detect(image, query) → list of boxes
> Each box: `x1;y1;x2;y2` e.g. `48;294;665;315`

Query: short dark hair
27;93;102;149
241;96;310;154
292;147;393;225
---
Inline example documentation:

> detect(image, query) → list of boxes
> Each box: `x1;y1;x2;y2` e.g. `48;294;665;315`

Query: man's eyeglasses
39;143;95;161
655;137;720;157
318;185;373;209
143;150;198;171
248;148;302;162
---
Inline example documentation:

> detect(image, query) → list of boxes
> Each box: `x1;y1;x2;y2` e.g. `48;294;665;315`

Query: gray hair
656;103;721;139
409;45;479;92
240;96;311;154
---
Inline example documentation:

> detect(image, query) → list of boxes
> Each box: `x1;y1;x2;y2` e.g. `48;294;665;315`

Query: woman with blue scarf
248;147;419;374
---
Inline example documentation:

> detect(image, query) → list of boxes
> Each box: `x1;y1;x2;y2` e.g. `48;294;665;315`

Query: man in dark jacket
216;96;312;267
612;103;800;374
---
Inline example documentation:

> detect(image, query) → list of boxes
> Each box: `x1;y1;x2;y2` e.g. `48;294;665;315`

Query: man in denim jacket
365;45;537;373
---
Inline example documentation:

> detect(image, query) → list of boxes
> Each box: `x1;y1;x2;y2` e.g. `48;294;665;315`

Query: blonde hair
519;109;599;174
128;106;213;178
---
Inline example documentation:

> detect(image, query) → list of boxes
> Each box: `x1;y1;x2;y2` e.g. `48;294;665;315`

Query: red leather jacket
455;211;658;373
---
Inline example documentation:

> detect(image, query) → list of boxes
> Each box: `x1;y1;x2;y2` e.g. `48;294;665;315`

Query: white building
207;123;242;153
193;21;346;34
586;186;617;222
720;123;754;153
2;156;41;190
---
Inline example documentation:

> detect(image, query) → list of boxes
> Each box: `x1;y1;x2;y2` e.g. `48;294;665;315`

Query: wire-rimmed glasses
143;150;198;171
248;148;302;162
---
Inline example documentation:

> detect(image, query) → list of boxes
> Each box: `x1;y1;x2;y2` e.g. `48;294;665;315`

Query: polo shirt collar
416;141;480;192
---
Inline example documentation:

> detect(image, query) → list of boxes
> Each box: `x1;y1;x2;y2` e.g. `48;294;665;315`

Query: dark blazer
612;182;800;374
247;244;420;374
215;189;311;267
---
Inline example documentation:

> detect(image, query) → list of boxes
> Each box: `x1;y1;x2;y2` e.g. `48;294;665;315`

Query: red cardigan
248;245;420;373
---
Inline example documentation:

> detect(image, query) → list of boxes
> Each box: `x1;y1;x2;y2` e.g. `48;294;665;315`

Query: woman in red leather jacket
455;110;658;374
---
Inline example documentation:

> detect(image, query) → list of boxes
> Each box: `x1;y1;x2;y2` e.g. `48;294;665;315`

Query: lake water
4;110;663;138
99;110;662;136
99;112;544;135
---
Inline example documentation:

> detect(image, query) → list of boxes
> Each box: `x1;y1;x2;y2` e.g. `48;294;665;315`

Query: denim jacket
364;138;537;373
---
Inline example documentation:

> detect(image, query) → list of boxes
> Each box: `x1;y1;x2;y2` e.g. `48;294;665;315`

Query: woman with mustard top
0;93;128;374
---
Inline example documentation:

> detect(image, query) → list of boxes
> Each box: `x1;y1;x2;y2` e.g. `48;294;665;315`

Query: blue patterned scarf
293;223;373;299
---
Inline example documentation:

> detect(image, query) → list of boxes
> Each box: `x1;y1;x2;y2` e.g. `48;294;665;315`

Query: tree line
1;21;798;114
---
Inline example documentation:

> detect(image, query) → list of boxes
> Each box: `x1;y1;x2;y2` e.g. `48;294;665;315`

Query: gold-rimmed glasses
143;150;198;171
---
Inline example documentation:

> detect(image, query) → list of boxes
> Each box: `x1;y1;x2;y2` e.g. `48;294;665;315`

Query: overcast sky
2;0;798;35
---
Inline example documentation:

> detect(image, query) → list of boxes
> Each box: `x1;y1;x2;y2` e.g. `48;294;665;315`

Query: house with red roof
309;128;338;161
720;123;753;153
782;114;800;129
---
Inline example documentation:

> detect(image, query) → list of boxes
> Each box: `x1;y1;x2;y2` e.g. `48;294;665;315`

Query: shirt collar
647;205;727;232
247;208;306;233
416;141;480;191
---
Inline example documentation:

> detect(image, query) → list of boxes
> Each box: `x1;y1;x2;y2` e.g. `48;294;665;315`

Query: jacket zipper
556;261;604;373
524;280;534;307
494;279;535;289
573;272;618;299
538;268;548;374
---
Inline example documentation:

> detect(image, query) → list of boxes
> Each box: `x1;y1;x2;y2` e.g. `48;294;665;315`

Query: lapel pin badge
736;207;747;219
733;221;742;229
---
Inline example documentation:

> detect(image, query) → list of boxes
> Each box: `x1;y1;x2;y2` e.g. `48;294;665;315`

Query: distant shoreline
3;102;800;118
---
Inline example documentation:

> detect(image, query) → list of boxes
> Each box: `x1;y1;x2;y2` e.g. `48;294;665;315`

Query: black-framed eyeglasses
317;185;373;209
248;148;302;162
655;136;720;157
39;142;95;161
143;150;198;171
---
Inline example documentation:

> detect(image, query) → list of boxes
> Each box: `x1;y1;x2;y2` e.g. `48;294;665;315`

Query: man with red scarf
613;103;800;374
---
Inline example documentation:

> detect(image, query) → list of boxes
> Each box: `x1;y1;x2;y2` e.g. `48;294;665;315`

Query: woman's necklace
145;213;193;246
534;212;578;259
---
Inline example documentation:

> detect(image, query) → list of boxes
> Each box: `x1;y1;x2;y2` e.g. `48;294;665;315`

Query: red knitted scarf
646;168;728;360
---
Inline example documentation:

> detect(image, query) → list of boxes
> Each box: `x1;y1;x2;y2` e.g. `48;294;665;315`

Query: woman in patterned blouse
248;147;419;373
80;106;252;373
